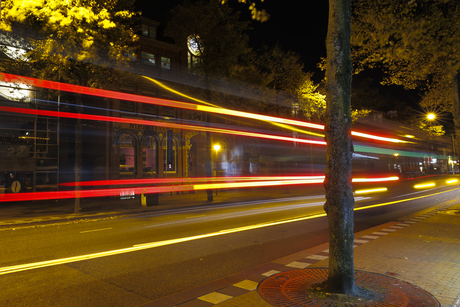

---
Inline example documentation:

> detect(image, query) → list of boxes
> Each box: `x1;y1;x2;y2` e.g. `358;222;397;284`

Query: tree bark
452;72;460;164
324;0;356;294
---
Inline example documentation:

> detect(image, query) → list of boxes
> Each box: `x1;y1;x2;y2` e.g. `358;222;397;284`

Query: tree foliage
254;44;305;94
165;0;251;78
295;72;326;120
352;0;460;132
221;0;270;22
0;0;138;87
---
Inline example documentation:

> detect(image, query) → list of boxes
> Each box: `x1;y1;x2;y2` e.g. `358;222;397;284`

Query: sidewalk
144;199;460;307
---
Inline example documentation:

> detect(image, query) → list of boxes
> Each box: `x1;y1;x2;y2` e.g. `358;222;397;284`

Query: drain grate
258;268;439;307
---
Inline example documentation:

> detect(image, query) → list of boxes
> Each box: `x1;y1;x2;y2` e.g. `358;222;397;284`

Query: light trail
0;178;323;202
352;176;399;183
354;188;458;211
0;106;327;146
142;76;220;107
0;72;409;143
0;187;457;276
414;183;436;189
351;131;409;143
60;175;403;188
354;188;388;195
1;175;404;202
59;176;326;187
0;72;324;130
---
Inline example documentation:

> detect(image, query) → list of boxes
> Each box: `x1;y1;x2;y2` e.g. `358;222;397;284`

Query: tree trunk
324;0;356;294
452;72;460;165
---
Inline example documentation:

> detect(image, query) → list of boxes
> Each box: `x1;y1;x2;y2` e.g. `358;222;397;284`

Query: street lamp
427;113;436;120
213;144;220;176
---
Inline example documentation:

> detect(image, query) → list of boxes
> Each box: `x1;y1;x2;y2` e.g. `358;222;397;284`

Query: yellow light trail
352;176;399;183
446;179;459;184
193;179;324;190
2;72;409;143
354;188;458;211
269;122;325;138
414;183;436;189
351;131;409;143
196;105;325;130
354;188;388;195
0;187;458;276
143;76;220;107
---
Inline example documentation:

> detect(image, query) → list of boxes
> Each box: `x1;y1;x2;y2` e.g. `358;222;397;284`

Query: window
161;57;171;70
142;136;158;176
142;25;156;39
187;35;202;73
119;134;136;176
141;52;156;66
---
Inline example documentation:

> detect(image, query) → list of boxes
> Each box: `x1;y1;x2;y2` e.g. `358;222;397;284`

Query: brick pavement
144;200;460;307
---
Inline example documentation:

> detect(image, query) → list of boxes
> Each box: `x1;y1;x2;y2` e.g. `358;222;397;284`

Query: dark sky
134;0;329;76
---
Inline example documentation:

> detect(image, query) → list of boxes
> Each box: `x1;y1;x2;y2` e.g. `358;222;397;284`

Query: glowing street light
427;113;436;120
213;144;221;177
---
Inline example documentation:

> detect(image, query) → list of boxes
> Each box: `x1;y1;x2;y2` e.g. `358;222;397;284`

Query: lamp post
213;144;220;177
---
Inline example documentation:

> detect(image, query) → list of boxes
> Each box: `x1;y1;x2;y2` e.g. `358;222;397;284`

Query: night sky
133;1;424;113
134;0;329;77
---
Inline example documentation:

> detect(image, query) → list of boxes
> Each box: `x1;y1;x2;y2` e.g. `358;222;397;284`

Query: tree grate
257;268;439;307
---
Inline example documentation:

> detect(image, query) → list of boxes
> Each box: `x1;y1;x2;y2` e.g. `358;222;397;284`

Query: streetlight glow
427;113;436;120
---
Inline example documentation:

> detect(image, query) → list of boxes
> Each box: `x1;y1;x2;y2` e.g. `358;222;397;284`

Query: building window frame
141;52;156;66
142;24;157;39
161;57;171;70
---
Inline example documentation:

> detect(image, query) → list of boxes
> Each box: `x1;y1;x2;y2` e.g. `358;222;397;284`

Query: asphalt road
1;178;459;306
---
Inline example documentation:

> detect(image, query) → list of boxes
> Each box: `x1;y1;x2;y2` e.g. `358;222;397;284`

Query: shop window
141;52;156;66
119;134;136;176
142;136;158;176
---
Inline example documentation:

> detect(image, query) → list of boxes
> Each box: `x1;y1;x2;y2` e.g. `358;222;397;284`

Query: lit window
142;25;156;39
142;25;149;36
119;134;136;176
141;52;156;66
161;57;171;70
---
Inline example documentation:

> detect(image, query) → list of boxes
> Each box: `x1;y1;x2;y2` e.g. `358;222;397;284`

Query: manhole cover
258;268;439;307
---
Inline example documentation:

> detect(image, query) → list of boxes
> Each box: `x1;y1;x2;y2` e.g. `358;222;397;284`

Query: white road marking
80;227;113;233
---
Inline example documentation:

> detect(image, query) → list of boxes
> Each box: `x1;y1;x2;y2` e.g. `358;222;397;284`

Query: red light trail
0;72;408;143
0;106;327;145
0;175;402;203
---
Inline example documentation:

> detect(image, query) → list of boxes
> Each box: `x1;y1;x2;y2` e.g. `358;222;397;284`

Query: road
0;177;459;306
